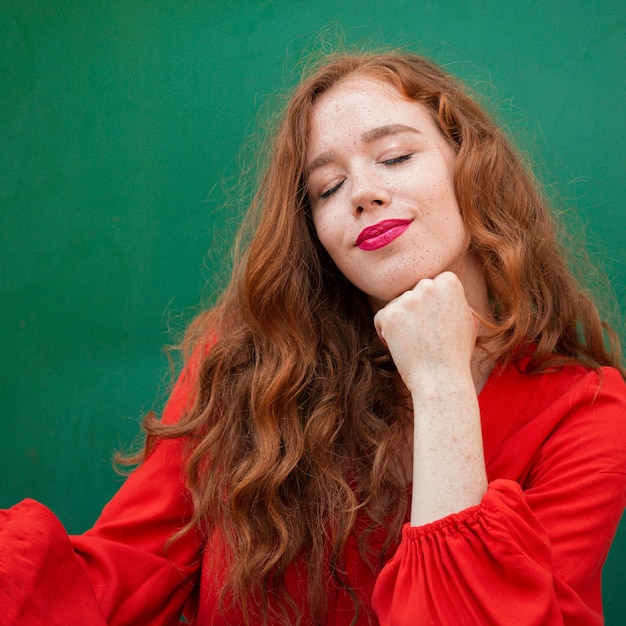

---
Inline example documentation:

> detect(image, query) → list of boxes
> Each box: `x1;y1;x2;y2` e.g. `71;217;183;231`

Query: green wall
1;0;624;621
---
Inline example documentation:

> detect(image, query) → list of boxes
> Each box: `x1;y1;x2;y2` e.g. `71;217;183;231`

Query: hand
373;271;479;393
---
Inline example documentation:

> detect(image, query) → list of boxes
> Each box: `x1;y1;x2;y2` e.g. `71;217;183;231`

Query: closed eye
319;180;344;200
383;153;413;165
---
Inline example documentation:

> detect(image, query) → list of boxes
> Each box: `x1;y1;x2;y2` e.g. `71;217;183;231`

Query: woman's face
306;76;476;310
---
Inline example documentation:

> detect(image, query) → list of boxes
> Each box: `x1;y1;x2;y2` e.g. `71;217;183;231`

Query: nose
351;168;391;215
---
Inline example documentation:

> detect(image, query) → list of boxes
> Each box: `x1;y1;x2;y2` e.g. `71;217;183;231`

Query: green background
1;0;625;621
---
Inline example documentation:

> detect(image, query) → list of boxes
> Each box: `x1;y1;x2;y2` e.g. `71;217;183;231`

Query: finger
373;311;388;347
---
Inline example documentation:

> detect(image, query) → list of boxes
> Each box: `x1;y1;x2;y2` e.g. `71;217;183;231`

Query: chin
366;290;401;313
364;274;438;312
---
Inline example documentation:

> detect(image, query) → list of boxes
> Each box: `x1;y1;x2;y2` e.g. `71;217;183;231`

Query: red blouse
2;359;626;625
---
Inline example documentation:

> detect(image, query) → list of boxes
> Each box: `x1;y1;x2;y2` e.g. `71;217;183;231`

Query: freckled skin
307;77;474;310
307;77;492;527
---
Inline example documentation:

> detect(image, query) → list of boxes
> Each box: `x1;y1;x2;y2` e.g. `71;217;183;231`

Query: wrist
404;364;474;398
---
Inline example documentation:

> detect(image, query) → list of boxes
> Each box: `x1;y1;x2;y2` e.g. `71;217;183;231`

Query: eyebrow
361;123;420;143
306;124;421;175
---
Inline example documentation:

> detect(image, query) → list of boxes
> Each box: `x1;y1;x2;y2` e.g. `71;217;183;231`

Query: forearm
410;369;487;526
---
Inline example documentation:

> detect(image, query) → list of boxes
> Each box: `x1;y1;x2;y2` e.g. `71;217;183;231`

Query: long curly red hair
138;50;624;624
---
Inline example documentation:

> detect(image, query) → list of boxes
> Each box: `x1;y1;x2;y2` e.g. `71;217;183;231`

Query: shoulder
484;357;626;417
523;364;626;428
481;361;626;475
161;334;219;426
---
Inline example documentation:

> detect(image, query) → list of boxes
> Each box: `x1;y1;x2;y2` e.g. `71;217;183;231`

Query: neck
459;251;498;393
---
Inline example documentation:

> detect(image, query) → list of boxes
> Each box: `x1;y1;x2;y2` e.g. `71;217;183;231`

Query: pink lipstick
355;219;412;250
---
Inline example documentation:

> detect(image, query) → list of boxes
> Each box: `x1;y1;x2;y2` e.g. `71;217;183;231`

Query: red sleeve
0;365;202;626
372;367;626;625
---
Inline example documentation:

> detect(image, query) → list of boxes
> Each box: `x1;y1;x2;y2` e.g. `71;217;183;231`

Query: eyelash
319;181;343;200
383;153;413;165
317;153;414;200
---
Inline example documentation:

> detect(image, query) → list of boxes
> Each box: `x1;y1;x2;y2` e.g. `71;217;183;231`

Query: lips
355;219;412;250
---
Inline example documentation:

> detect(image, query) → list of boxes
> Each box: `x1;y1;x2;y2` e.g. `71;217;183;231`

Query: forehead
307;77;435;149
310;77;404;126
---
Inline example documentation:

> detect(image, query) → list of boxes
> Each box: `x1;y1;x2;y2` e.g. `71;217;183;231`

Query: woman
3;50;626;625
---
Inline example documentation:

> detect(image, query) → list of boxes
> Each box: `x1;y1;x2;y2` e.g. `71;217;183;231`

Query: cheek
313;212;341;252
314;221;356;277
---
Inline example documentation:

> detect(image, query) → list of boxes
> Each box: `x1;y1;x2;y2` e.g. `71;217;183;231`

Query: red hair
136;50;624;624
